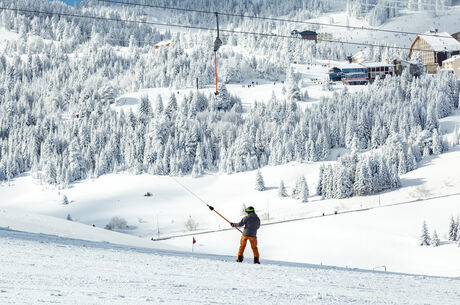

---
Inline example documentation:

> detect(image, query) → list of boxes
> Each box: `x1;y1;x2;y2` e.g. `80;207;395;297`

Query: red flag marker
193;237;196;244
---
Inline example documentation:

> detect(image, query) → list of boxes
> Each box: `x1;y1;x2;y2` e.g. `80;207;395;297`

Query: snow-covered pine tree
299;176;309;203
255;170;265;191
62;195;69;205
448;216;457;241
455;215;460;241
316;164;325;196
420;221;431;246
278;180;287;197
335;165;353;199
431;129;443;155
430;230;440;247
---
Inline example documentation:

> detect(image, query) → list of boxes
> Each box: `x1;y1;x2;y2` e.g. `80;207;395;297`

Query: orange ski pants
238;235;259;259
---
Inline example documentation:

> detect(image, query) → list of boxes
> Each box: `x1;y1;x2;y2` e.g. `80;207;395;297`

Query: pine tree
335;166;353;199
278;180;287;197
62;195;69;205
299;177;309;203
430;230;440;247
292;176;308;202
431;129;443;155
66;214;73;221
448;216;457;241
455;215;460;241
316;164;325;196
255;170;265;191
420;221;431;246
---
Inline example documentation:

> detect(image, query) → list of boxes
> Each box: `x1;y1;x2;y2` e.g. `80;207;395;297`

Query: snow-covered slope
2;125;460;277
1;223;459;305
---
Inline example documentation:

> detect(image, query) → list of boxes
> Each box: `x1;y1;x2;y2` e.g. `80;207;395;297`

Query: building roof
299;30;317;36
418;32;460;52
442;55;460;64
333;63;366;69
359;62;394;68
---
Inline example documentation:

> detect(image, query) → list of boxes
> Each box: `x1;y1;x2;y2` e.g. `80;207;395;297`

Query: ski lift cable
93;0;453;38
169;176;243;234
341;0;445;9
1;6;435;53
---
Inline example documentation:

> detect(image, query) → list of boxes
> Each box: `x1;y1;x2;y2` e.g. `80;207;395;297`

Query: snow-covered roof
442;55;460;64
359;62;394;68
418;32;460;52
334;63;365;69
154;40;172;47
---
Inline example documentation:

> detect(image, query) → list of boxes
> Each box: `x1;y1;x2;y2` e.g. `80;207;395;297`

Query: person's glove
230;223;235;227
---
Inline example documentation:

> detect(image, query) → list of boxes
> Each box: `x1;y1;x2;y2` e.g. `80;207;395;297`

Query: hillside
1;216;460;305
2;2;460;303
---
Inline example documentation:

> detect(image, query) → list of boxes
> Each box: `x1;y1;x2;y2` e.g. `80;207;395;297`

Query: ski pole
207;204;243;234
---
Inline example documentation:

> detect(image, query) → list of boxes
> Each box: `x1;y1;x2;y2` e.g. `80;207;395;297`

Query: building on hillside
291;30;317;42
351;50;365;63
442;55;460;78
408;30;460;73
328;63;368;84
359;62;395;82
393;59;420;77
154;40;171;50
452;32;460;42
317;33;332;42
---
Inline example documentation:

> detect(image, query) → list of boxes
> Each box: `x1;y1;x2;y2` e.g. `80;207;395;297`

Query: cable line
0;6;434;52
93;0;453;38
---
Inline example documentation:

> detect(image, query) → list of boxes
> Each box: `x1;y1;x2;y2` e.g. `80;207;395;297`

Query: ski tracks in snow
1;228;459;305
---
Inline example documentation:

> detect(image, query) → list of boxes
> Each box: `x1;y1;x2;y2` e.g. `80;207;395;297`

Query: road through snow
1;228;459;305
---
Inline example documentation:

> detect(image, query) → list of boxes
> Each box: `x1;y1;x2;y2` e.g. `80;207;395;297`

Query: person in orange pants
231;206;261;264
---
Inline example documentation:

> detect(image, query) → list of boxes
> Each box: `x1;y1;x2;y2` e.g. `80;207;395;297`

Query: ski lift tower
213;12;222;95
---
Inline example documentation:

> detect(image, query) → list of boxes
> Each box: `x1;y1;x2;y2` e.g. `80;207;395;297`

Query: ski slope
1;222;460;305
2;140;460;277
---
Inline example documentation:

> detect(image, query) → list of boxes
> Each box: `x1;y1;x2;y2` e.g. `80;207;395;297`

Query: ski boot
254;257;260;264
236;256;243;262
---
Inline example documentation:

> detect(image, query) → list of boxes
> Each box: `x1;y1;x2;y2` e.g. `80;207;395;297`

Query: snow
307;6;460;54
3;114;460;277
443;54;460;63
418;31;460;52
113;60;365;114
1;224;460;305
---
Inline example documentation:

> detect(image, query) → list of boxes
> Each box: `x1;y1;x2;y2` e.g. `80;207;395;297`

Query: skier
231;206;261;264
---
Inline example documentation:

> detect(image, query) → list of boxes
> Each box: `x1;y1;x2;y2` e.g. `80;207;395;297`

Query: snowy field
2;135;460;277
1;226;460;305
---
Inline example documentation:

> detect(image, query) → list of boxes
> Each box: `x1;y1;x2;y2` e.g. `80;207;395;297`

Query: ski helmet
245;206;255;213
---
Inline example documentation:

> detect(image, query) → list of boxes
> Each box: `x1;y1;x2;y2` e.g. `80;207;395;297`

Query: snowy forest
346;0;454;25
0;0;459;200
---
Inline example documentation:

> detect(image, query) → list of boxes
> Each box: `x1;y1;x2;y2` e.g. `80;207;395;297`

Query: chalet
359;62;395;82
442;55;460;78
291;30;317;42
408;30;460;73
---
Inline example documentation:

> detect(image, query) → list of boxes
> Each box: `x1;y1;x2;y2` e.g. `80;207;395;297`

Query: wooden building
408;30;460;73
442;55;460;78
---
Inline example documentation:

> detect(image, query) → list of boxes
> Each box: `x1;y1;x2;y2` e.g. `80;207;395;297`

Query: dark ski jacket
232;212;260;237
